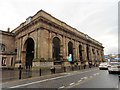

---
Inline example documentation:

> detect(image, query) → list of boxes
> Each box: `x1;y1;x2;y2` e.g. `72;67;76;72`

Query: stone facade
0;30;16;68
0;10;104;69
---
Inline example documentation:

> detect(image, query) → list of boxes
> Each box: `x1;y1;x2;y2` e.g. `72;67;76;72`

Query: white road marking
116;85;118;88
9;74;71;88
81;77;84;80
78;80;82;82
8;68;97;88
85;71;88;73
96;73;100;75
69;82;75;86
59;86;65;89
83;77;88;80
93;73;100;76
89;76;93;78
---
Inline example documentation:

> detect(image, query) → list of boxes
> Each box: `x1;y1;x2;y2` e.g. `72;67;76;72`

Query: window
92;49;95;54
2;57;6;66
11;57;13;66
0;43;5;52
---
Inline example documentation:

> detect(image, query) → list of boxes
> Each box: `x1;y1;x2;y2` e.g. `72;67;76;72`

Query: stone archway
24;38;34;69
52;37;61;65
68;41;74;63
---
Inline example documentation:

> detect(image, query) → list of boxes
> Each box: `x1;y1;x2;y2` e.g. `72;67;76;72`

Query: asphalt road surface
1;67;120;89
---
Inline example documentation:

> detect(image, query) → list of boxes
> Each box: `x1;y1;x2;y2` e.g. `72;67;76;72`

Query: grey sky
0;0;119;55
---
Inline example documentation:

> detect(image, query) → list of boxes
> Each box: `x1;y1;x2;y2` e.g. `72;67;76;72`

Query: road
1;67;120;89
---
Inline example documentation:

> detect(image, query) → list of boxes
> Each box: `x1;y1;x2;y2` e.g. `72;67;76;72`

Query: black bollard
71;66;74;71
39;68;41;76
54;67;55;74
63;66;66;72
51;66;54;74
79;65;80;70
84;64;86;69
19;65;22;79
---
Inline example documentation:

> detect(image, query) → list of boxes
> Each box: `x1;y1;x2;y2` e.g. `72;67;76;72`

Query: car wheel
119;75;120;80
108;71;111;74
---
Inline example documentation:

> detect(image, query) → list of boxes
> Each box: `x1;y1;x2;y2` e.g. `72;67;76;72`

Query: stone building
0;30;16;68
0;10;104;69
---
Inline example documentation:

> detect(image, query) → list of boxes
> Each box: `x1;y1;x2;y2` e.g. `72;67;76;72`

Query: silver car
99;62;108;70
108;62;120;74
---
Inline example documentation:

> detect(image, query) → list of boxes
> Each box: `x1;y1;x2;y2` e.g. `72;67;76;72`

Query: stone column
35;29;38;60
34;29;38;60
49;31;52;59
39;28;44;59
18;39;21;62
81;44;85;61
62;36;66;60
73;40;76;62
37;29;41;59
89;46;92;62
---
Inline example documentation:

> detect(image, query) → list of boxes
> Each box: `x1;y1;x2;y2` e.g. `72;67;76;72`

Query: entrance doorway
25;38;34;69
68;41;74;63
79;45;83;63
52;37;60;65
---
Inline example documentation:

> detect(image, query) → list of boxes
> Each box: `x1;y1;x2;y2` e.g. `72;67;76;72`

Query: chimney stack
7;28;10;32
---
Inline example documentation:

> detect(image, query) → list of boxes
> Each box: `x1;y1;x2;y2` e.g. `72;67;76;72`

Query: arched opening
11;57;13;66
24;38;34;69
79;45;83;63
86;44;90;62
52;37;60;65
68;41;74;63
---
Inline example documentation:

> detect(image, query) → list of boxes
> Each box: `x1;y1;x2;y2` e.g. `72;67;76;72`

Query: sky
0;0;119;55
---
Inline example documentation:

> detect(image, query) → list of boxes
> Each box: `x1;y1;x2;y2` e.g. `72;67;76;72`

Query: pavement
1;67;97;88
1;67;120;90
1;65;89;83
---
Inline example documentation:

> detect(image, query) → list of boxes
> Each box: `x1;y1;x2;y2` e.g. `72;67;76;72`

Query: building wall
1;10;104;68
0;31;15;68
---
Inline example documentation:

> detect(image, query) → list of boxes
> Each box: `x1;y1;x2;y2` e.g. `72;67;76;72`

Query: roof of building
0;30;14;36
10;10;102;46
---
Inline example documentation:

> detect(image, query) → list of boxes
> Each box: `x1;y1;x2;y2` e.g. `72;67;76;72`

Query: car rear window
110;62;120;65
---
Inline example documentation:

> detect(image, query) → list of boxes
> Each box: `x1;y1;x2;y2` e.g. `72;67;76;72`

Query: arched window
0;43;5;52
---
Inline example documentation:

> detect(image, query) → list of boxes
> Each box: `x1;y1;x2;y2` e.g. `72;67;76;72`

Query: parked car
99;62;109;70
108;62;120;74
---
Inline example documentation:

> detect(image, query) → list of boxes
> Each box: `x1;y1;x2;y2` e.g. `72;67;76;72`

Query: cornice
12;10;103;47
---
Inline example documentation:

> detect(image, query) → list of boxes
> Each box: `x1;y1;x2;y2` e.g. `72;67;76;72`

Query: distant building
0;10;104;69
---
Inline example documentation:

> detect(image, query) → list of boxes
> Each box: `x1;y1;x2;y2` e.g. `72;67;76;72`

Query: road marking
59;86;65;89
81;77;84;80
93;73;97;76
8;68;98;88
83;77;88;80
85;71;88;73
89;76;93;78
116;85;118;88
93;73;99;76
9;74;71;88
69;83;75;86
78;80;82;82
96;73;100;75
